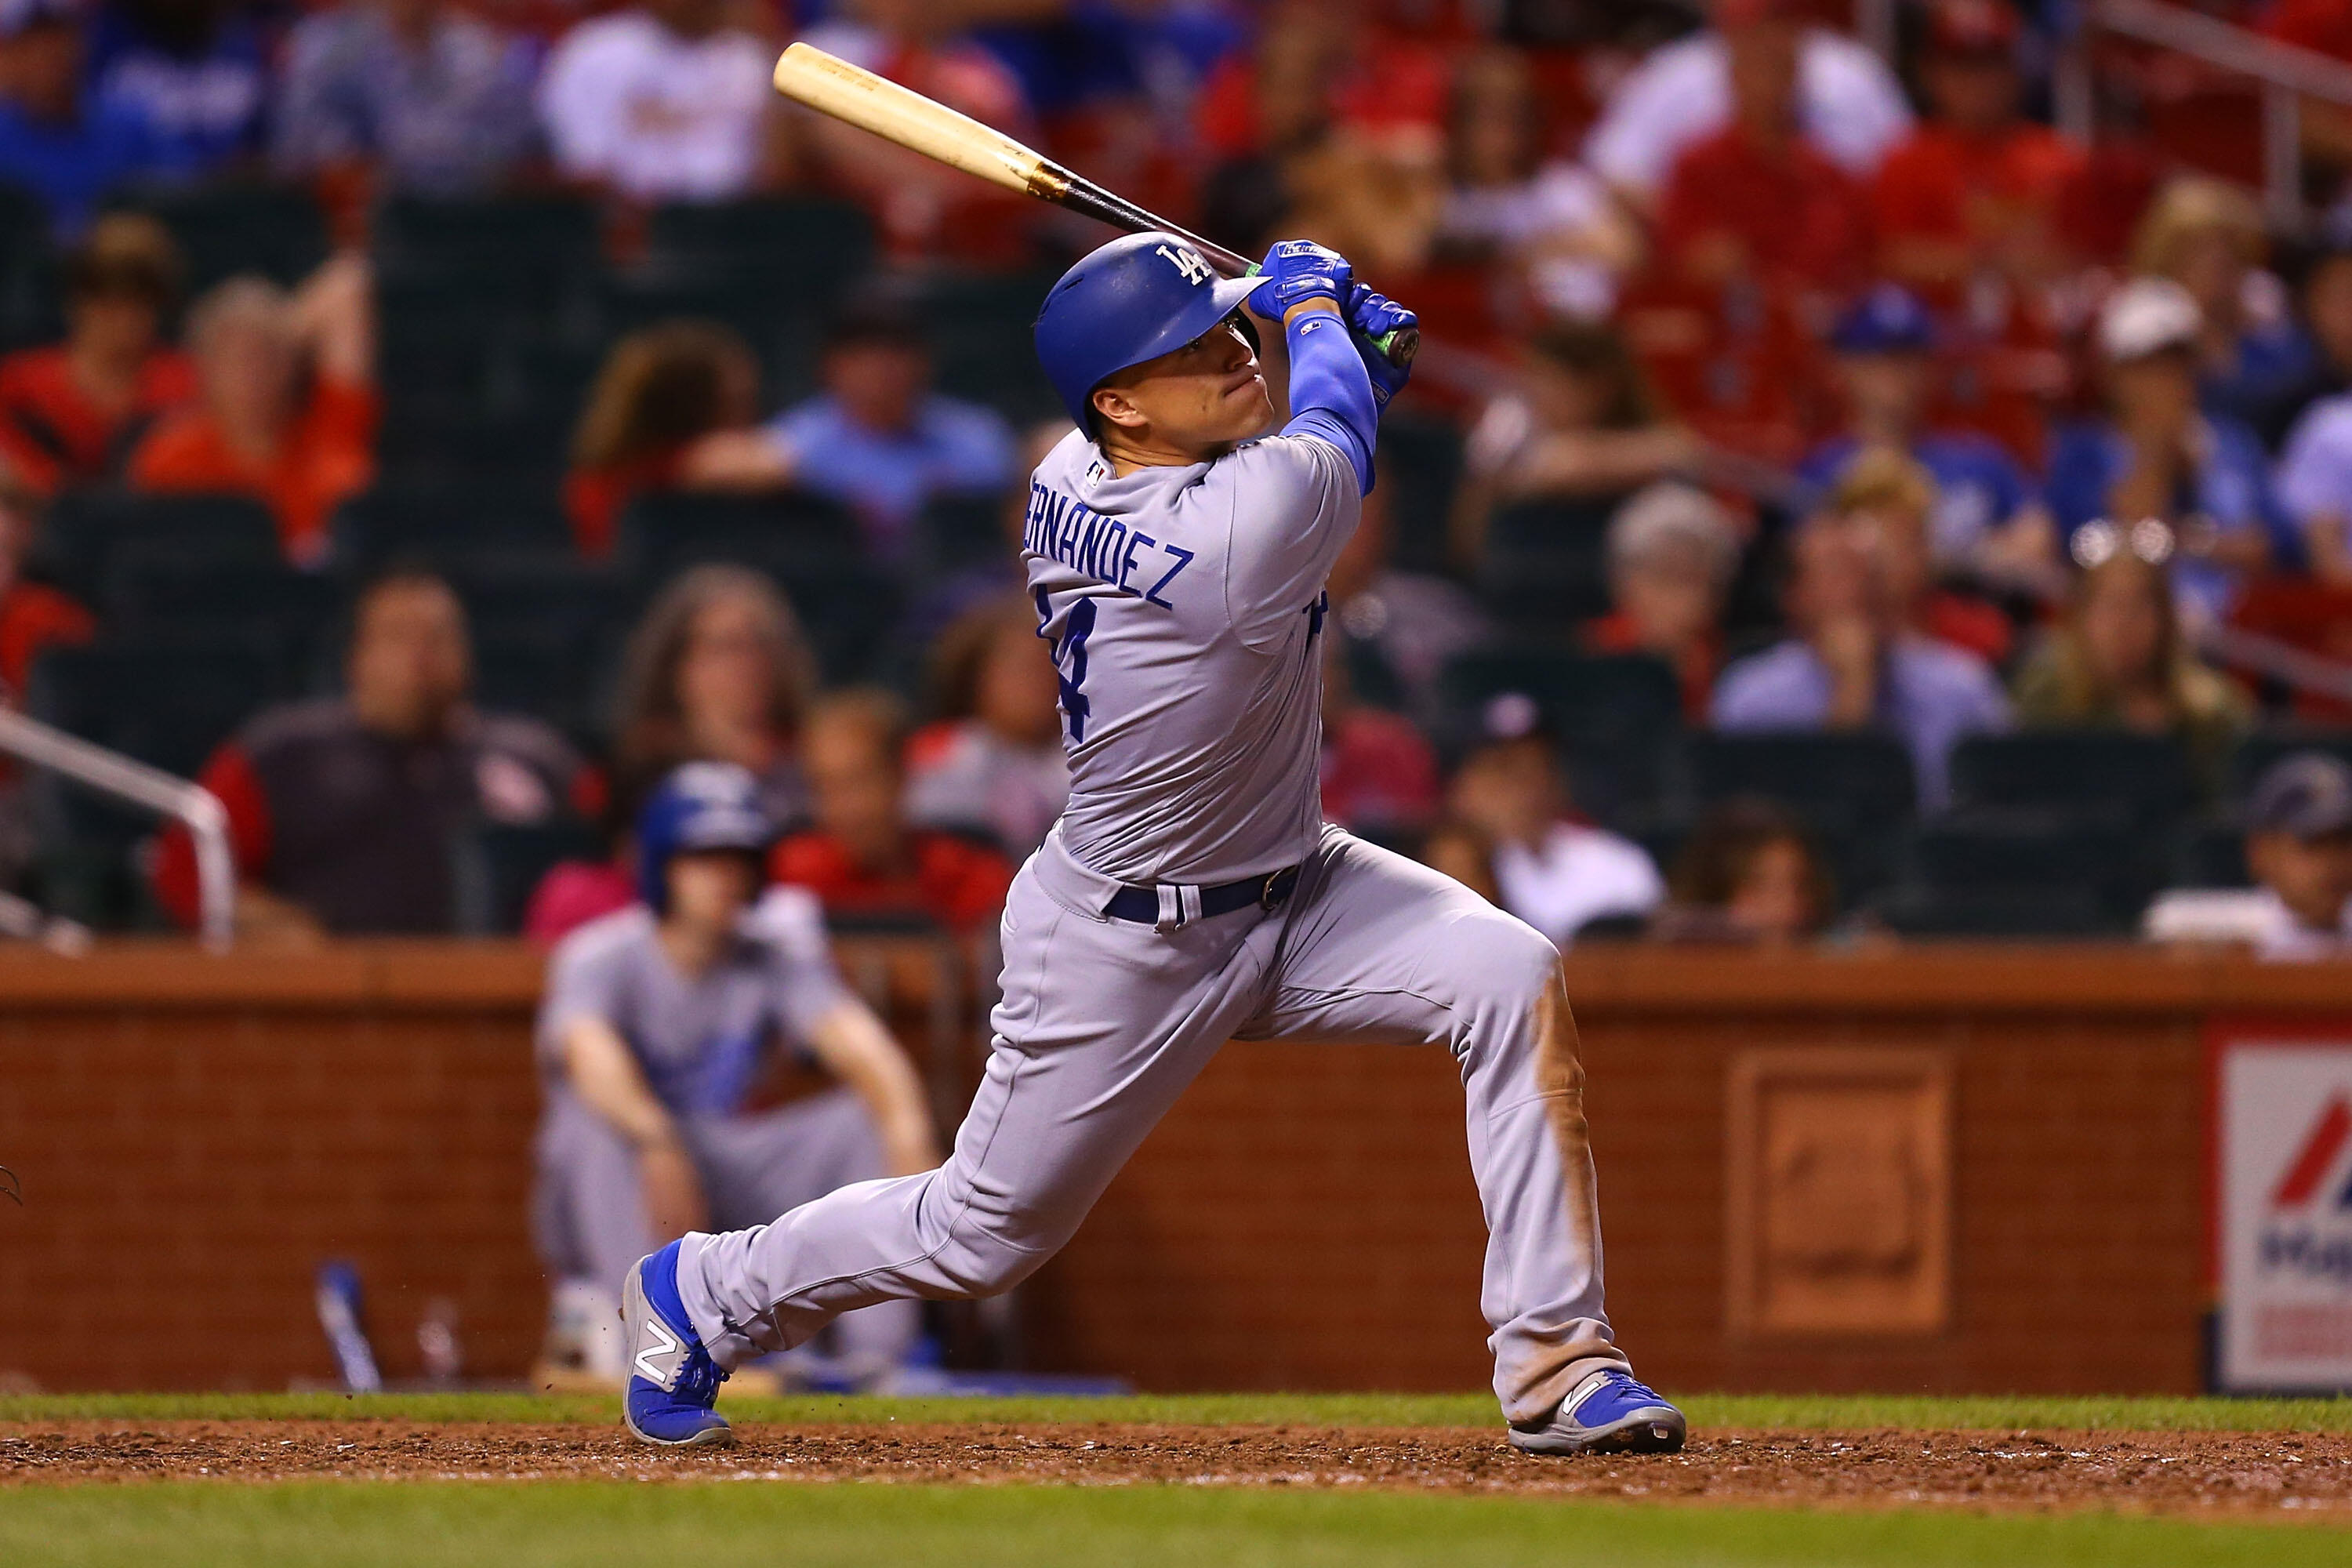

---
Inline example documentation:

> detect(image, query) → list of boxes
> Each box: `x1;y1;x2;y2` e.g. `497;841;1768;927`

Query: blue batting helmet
1034;231;1260;432
635;762;775;913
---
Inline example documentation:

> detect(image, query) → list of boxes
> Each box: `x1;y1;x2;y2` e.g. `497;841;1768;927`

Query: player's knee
930;1229;1051;1298
1441;909;1560;1012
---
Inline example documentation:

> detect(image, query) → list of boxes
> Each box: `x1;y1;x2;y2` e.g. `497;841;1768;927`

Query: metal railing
2079;0;2352;228
0;707;234;951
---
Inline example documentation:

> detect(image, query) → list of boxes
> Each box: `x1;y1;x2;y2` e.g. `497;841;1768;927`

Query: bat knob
1383;326;1420;370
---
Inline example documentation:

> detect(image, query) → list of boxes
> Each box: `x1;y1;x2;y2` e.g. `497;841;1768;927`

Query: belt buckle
1258;869;1290;912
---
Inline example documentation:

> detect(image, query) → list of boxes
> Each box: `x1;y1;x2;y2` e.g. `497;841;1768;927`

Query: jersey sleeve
1218;433;1361;651
535;921;633;1074
746;886;856;1039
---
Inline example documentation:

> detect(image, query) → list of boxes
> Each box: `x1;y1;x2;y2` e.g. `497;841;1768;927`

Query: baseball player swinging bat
771;42;1417;370
615;45;1680;1464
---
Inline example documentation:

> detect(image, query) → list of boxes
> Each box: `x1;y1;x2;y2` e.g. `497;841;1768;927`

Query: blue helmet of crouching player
1033;230;1261;434
634;761;775;913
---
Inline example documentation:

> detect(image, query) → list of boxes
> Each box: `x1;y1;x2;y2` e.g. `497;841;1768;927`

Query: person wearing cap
2146;753;2352;958
1797;283;2054;594
1584;0;1911;207
534;760;938;1386
2044;277;2291;626
683;299;1017;563
1871;0;2083;309
1427;692;1664;949
0;0;177;236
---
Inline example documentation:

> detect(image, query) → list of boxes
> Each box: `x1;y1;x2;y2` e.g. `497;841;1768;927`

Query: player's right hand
1250;239;1352;319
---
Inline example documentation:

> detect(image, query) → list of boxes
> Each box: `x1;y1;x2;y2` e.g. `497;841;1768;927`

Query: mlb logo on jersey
2216;1039;2352;1391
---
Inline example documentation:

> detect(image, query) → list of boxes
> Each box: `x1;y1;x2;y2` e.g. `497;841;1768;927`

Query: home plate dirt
2;1421;2347;1517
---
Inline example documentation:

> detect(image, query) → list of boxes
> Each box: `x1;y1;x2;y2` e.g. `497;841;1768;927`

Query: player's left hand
1250;238;1353;319
1345;283;1417;406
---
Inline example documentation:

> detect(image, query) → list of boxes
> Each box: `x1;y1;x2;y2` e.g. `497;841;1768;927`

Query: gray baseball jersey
1021;426;1359;884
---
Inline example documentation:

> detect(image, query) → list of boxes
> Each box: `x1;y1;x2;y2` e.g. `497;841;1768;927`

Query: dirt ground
1;1420;2347;1518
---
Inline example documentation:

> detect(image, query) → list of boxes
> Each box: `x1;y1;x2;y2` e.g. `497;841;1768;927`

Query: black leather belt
1104;864;1301;926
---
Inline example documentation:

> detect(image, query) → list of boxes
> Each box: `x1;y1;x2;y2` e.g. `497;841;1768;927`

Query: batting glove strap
1250;238;1352;318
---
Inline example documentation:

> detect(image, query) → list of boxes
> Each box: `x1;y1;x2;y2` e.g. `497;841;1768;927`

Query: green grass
2;1389;2347;1433
0;1481;2343;1568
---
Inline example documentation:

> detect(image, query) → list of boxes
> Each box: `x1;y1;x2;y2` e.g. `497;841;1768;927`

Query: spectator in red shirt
1871;0;2083;308
1653;7;1871;304
1192;0;1448;164
0;212;194;495
769;688;1013;931
563;321;763;559
128;253;378;567
1583;482;1741;723
154;569;586;941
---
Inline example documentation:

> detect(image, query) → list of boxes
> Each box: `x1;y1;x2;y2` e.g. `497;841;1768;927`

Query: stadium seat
331;477;575;573
644;197;874;299
1886;812;2147;936
1436;648;1682;826
1375;415;1464;575
108;183;328;291
440;556;622;649
99;546;339;679
1948;731;2198;829
373;194;601;287
915;492;1013;574
617;489;865;577
469;623;612;745
1686;731;1918;903
31;491;282;601
2169;818;2250;889
452;818;605;935
0;181;60;351
915;269;1065;425
1472;495;1619;632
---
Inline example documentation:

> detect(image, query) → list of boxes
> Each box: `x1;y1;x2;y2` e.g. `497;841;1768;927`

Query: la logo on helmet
1155;243;1212;286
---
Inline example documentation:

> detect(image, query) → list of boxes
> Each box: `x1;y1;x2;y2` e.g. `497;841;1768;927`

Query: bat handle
1241;263;1418;370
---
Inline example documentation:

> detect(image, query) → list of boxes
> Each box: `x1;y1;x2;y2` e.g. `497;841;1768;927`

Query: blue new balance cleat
621;1241;733;1448
1507;1369;1687;1456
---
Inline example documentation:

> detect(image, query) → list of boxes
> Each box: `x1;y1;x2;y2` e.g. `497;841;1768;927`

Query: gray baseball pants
535;1084;918;1367
677;825;1629;1423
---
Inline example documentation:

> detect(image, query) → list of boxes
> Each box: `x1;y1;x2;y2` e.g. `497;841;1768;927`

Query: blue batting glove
1249;238;1352;319
1345;284;1417;406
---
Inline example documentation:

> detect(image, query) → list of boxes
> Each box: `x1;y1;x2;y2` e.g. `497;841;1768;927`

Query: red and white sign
2216;1039;2352;1392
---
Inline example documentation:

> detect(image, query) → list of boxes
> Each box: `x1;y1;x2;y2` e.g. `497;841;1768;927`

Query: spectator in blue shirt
2130;175;2313;437
0;0;174;234
2044;278;2293;627
1712;503;2011;811
84;0;270;172
688;300;1017;562
1796;283;2056;597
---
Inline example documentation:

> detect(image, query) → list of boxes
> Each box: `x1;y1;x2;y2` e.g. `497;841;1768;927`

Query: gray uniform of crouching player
535;762;938;1386
626;234;1684;1455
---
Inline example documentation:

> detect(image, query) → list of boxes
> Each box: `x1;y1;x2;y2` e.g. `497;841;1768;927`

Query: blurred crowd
15;0;2352;955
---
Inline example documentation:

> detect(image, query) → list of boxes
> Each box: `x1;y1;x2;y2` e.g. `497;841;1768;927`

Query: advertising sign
2216;1038;2352;1392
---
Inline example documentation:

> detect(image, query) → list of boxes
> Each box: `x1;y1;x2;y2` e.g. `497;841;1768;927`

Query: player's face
665;851;759;931
1092;317;1272;457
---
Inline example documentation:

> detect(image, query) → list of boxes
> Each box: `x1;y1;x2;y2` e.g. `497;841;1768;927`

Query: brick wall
0;945;2317;1394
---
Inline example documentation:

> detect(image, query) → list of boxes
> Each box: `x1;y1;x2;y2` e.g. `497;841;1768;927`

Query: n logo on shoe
634;1316;681;1388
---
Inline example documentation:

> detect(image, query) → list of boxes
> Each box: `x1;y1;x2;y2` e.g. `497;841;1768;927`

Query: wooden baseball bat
771;42;1417;368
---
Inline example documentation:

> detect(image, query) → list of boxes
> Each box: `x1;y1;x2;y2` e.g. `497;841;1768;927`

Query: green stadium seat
915;269;1064;425
107;183;328;291
1375;415;1463;576
2230;726;2352;801
1886;813;2148;936
644;198;874;299
0;181;60;351
1949;731;2198;829
1686;731;1918;904
331;478;575;572
99;547;339;678
1472;495;1620;633
1436;648;1681;826
2169;818;2250;889
373;193;601;285
468;623;612;746
31;491;282;601
618;489;865;576
914;492;1013;574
